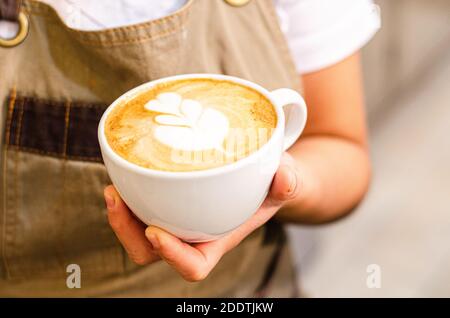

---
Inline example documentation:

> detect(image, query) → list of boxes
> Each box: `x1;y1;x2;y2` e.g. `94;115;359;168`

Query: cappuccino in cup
105;78;277;172
98;74;307;241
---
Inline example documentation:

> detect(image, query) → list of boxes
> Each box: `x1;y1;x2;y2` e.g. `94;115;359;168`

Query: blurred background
288;0;450;297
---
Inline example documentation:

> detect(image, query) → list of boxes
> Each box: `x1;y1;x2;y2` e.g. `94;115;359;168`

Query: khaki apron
0;0;301;297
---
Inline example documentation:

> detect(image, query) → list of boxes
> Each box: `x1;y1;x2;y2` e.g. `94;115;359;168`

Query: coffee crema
105;78;277;172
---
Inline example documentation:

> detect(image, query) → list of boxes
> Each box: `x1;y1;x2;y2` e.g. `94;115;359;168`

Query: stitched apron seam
72;25;189;47
22;0;192;47
14;98;25;146
23;0;193;32
22;100;105;109
62;100;71;158
11;124;19;278
6;146;103;163
2;86;17;279
21;10;189;47
4;88;17;146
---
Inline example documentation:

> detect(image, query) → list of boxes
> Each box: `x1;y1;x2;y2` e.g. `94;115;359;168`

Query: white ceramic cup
98;74;307;242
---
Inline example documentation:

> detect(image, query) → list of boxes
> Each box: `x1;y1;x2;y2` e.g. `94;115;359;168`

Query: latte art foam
105;79;277;172
145;93;230;151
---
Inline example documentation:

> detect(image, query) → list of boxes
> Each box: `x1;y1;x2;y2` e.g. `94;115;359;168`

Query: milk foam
105;79;277;172
145;93;230;151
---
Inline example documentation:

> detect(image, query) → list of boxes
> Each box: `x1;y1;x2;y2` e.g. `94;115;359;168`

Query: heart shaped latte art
144;93;230;151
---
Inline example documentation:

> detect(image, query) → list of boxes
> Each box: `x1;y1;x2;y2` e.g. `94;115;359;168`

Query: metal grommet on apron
0;0;29;48
224;0;251;7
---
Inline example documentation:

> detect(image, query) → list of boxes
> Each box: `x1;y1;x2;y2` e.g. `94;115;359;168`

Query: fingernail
104;193;115;210
147;233;160;250
287;168;297;195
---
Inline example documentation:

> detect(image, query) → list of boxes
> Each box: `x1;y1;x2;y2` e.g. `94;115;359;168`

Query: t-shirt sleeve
275;0;381;74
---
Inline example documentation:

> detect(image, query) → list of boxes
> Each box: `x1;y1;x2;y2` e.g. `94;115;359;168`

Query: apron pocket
2;93;125;280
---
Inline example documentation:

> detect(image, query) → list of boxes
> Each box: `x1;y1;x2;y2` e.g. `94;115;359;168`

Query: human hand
104;153;300;281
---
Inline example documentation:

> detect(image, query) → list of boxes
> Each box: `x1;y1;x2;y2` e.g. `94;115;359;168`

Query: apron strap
0;0;22;22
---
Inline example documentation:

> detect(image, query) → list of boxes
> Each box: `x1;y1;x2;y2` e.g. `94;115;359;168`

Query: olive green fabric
0;0;300;297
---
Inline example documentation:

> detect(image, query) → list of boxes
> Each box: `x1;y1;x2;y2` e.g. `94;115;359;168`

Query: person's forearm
276;135;371;224
275;52;370;224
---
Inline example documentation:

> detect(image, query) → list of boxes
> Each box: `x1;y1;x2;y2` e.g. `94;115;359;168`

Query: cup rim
97;73;285;179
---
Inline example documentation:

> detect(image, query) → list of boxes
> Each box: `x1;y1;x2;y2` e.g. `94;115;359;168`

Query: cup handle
270;88;308;151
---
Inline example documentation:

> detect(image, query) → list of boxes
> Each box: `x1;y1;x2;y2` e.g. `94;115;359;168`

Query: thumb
269;164;300;203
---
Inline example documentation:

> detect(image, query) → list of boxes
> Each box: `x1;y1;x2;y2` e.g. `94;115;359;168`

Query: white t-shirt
0;0;380;74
